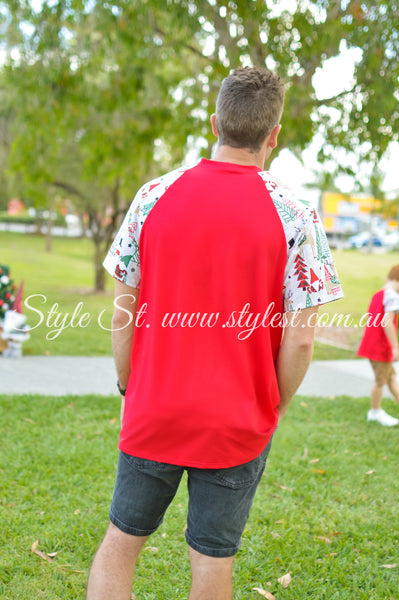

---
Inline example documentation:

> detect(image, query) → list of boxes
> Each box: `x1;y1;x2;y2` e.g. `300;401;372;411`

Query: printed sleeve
383;289;399;313
103;191;142;288
283;207;344;312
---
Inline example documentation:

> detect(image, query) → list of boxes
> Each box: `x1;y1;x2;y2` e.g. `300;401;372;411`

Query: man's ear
268;124;281;149
210;113;218;137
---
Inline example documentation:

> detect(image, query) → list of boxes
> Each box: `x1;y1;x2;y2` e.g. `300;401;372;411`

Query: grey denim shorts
109;439;272;558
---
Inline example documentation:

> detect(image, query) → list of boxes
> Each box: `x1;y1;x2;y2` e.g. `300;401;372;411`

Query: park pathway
0;356;390;398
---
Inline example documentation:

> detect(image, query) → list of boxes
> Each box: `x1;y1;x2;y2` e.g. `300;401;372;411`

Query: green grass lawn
0;232;113;355
1;393;398;599
1;231;399;358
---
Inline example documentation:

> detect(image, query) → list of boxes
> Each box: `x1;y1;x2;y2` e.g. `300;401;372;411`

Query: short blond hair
215;67;285;152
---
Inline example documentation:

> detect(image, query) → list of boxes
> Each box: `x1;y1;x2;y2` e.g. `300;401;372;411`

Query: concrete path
0;356;391;398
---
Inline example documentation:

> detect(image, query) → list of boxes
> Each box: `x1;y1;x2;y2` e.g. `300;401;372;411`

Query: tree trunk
93;237;105;292
46;210;53;253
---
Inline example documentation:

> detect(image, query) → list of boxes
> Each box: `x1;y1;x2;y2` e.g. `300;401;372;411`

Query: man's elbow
290;334;314;356
111;310;134;332
297;336;314;352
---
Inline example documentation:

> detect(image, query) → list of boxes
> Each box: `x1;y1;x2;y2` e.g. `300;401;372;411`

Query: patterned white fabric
383;287;399;313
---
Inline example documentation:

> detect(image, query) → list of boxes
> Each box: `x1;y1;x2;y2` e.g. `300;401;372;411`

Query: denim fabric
109;439;272;558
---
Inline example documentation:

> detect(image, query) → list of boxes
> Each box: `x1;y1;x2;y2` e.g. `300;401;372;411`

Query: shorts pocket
210;446;270;490
120;452;175;472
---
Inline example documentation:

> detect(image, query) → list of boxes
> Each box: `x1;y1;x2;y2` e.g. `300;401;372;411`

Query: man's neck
212;144;267;169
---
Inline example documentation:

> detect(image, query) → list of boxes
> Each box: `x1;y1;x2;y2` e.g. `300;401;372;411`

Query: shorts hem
185;530;240;558
109;510;159;537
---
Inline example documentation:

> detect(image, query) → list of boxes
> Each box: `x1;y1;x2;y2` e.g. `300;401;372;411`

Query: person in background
87;66;343;600
357;264;399;426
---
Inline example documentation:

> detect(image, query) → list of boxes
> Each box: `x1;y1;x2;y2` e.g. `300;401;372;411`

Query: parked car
347;232;384;249
383;232;399;250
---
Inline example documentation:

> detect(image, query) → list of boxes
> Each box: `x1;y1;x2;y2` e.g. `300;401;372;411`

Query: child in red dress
357;264;399;426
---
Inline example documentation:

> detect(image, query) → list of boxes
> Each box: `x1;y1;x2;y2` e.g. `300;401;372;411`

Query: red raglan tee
104;159;343;468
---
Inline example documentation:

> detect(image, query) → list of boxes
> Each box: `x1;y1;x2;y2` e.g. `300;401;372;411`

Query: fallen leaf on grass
381;564;397;569
252;588;276;599
273;482;293;491
278;572;292;588
309;458;320;464
275;519;285;524
316;536;332;544
144;546;159;553
311;469;326;474
109;418;116;424
31;540;54;562
366;470;375;475
23;418;35;424
302;447;308;459
270;532;281;538
300;401;308;407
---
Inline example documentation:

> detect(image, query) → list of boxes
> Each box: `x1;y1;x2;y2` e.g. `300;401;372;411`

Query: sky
271;43;399;205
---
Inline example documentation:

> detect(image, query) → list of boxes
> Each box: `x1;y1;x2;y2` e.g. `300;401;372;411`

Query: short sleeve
103;191;142;288
283;207;344;312
383;288;399;313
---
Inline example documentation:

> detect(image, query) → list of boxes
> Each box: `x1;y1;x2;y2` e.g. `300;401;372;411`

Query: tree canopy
0;0;398;288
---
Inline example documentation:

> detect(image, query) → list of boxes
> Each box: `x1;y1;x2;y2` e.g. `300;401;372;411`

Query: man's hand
111;280;139;397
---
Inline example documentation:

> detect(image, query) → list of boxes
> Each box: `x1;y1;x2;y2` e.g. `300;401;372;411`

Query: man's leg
185;441;273;600
86;522;148;600
188;547;234;600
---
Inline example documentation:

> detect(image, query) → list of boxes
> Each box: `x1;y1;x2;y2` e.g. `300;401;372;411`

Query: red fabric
357;289;398;362
119;160;287;468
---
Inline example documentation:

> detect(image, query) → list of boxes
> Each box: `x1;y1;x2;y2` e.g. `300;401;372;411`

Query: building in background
320;192;398;249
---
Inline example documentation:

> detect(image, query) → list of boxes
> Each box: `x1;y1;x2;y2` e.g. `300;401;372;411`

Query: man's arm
382;311;399;361
111;280;140;390
276;306;318;419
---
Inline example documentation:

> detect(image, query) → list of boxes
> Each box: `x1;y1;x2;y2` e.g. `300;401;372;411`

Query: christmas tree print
315;225;331;261
0;265;16;319
309;268;320;290
120;255;133;268
324;264;340;284
131;238;139;264
294;254;309;290
274;199;298;223
142;199;157;217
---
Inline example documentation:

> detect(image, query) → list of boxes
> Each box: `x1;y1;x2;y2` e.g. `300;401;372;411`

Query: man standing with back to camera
87;67;343;599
